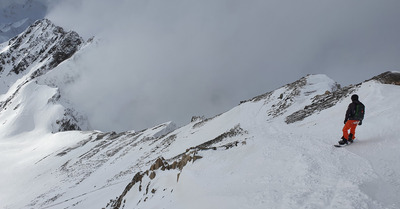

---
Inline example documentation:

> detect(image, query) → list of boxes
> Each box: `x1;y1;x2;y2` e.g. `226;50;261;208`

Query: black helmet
351;94;359;101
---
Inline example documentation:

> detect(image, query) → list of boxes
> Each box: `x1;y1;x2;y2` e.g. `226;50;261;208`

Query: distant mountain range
0;0;47;43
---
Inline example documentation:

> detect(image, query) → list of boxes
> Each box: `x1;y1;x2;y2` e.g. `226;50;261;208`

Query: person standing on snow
338;94;365;145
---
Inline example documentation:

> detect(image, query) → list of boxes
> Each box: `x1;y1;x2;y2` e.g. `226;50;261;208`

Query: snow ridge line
106;124;249;209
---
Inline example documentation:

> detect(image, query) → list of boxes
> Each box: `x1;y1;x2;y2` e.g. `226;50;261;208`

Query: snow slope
106;73;400;209
1;70;399;209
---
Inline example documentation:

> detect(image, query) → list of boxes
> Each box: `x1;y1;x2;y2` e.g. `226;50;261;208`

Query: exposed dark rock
150;157;168;171
54;108;85;132
192;115;217;129
191;115;205;122
244;76;308;105
1;19;84;78
56;118;81;132
149;172;156;180
285;85;357;124
196;124;247;149
106;124;248;208
367;71;400;85
110;172;145;209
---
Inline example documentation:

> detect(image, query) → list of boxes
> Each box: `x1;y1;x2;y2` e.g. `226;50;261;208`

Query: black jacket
345;100;364;121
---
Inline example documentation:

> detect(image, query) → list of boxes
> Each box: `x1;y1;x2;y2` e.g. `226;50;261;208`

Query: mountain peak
0;18;88;135
1;18;84;92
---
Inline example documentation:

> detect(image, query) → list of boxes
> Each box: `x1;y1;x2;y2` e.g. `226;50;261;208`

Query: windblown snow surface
0;73;399;209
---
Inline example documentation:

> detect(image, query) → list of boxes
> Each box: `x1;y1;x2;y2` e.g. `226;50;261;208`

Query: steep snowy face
0;0;47;43
0;19;88;135
245;74;340;120
0;19;84;93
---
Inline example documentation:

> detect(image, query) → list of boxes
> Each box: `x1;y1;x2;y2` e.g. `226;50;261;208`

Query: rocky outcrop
285;85;357;124
368;71;400;85
107;153;203;209
285;71;400;124
106;124;248;209
242;75;340;121
1;19;84;79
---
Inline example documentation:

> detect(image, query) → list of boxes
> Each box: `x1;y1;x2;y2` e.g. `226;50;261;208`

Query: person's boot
338;136;348;145
348;133;354;143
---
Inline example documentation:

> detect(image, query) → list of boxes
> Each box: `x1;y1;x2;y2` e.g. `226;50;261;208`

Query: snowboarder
338;94;365;145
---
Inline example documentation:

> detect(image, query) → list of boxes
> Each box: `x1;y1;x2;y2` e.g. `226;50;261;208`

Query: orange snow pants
342;120;359;140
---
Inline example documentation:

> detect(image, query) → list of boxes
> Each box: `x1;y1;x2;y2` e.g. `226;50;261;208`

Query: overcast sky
43;0;400;132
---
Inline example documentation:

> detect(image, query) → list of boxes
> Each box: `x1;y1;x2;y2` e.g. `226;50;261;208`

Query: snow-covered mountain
0;19;90;136
0;0;47;43
1;19;400;209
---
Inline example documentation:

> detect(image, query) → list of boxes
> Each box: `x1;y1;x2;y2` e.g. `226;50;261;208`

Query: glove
358;120;362;126
344;119;347;124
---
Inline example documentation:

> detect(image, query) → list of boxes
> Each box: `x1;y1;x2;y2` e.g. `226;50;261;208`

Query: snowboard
334;141;353;148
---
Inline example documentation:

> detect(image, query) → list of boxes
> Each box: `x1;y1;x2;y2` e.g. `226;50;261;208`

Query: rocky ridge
286;71;400;124
0;19;89;133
